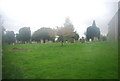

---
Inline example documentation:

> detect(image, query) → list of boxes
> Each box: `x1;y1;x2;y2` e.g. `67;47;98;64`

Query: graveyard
2;41;118;79
1;1;119;79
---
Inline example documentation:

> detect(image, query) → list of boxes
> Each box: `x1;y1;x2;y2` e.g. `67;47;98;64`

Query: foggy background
0;0;119;37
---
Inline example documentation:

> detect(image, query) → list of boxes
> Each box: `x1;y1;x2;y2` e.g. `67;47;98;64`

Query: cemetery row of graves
2;18;117;79
2;19;107;45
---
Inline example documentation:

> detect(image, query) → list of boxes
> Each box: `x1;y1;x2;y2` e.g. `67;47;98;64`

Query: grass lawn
2;41;118;79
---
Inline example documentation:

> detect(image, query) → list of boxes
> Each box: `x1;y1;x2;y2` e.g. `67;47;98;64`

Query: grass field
2;41;118;79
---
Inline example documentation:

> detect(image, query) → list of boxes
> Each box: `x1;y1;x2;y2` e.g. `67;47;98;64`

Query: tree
86;20;100;41
16;33;21;43
48;28;56;42
57;17;75;46
72;31;79;41
38;27;51;43
32;27;56;43
19;27;31;44
100;35;107;41
5;31;15;44
32;30;41;43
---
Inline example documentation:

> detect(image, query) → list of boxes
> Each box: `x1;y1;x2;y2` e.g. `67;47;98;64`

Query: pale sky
0;0;119;37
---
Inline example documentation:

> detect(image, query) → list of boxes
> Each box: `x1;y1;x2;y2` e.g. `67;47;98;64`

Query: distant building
108;1;120;41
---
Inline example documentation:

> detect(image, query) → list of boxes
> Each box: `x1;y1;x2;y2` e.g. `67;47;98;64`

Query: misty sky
0;0;119;37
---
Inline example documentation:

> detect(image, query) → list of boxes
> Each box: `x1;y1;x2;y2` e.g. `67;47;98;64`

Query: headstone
89;39;92;42
41;40;43;43
93;37;98;41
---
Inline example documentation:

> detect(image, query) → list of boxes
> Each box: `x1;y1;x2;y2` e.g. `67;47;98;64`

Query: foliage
72;31;79;41
100;35;107;41
47;28;56;42
16;33;21;41
5;31;15;44
57;17;75;45
57;35;64;42
86;20;100;41
18;27;31;43
32;27;56;43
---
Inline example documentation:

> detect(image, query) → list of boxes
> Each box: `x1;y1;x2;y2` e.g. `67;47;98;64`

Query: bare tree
57;17;75;46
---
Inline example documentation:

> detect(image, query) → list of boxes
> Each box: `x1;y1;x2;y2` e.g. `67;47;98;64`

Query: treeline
2;17;107;45
2;17;79;45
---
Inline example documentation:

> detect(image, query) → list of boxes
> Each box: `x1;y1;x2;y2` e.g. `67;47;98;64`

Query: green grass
2;41;118;79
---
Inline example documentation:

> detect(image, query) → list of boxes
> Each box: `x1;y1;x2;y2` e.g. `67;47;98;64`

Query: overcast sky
0;0;119;37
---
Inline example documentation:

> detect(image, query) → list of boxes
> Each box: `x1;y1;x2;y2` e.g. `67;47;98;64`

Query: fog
0;0;119;37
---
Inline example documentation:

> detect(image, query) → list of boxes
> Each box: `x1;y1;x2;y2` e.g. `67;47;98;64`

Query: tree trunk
43;39;45;43
61;41;63;46
22;41;25;44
